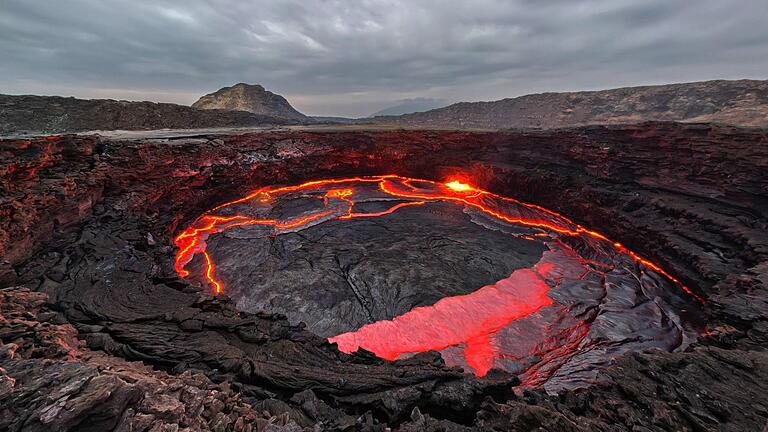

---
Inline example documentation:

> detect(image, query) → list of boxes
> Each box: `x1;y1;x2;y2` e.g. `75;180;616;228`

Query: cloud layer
1;0;767;116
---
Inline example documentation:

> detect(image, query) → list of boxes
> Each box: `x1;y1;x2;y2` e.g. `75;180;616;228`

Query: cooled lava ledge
1;122;767;431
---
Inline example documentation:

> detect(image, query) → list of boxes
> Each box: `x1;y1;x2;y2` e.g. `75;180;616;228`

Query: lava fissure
336;257;376;322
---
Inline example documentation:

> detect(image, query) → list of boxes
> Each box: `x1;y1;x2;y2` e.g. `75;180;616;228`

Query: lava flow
173;175;704;378
330;258;556;374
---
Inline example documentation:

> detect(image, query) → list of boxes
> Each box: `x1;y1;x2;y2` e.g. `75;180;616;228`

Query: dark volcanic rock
369;79;768;129
0;94;304;135
1;122;767;430
0;287;297;432
192;83;307;121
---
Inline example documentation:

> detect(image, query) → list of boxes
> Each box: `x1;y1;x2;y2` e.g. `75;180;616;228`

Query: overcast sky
2;0;767;117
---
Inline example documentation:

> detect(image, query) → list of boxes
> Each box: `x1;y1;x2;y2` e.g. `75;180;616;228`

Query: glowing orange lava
445;180;475;192
330;259;555;375
202;251;223;294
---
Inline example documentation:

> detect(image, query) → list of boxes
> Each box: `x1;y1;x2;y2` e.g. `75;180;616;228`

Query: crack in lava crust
173;175;705;380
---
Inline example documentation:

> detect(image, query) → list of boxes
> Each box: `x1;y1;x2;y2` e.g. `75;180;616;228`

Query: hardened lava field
3;126;767;431
175;175;705;392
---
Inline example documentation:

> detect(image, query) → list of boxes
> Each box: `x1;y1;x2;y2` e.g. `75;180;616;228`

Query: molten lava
173;175;704;378
445;180;475;192
330;261;554;375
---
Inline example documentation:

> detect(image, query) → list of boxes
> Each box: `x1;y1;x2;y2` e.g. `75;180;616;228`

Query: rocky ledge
1;122;767;431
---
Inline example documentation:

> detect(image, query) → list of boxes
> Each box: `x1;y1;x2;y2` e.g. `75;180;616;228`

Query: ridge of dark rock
0;94;304;134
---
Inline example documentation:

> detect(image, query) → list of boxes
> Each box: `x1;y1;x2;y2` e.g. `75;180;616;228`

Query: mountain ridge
369;79;768;129
0;94;303;134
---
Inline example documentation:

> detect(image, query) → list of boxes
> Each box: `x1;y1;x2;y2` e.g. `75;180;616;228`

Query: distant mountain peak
231;82;265;91
192;83;306;120
369;97;448;117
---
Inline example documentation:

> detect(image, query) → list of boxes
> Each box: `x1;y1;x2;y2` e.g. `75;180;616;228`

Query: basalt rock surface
1;122;767;431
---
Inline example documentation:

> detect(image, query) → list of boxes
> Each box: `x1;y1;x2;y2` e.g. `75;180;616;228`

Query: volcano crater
175;175;705;391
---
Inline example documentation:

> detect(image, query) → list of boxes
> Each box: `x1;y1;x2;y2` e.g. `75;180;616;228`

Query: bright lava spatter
173;175;704;375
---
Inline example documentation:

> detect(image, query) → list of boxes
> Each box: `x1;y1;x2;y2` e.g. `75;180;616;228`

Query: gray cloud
1;0;767;116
